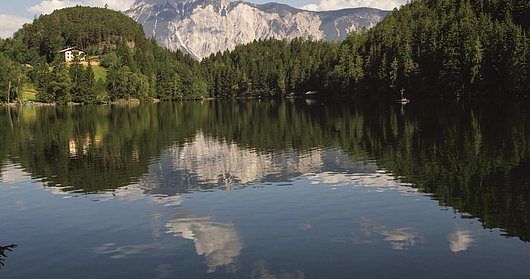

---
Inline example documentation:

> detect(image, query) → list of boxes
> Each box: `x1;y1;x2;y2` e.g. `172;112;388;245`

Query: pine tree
83;64;97;103
69;61;85;102
50;61;72;104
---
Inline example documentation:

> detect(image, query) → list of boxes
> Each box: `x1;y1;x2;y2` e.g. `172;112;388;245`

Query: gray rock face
126;0;389;59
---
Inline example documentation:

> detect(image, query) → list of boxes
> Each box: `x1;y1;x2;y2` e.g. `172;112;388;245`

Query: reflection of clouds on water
94;242;161;259
297;223;313;231
111;184;146;201
357;218;423;250
153;264;177;279
448;229;476;252
0;164;31;183
93;205;243;272
2;163;241;273
166;215;243;272
306;170;418;195
150;213;163;239
251;260;305;279
380;227;422;250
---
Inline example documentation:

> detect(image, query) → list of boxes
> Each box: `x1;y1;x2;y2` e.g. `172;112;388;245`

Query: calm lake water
1;100;530;278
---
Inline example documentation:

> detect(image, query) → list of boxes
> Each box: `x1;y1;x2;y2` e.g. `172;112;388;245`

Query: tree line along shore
1;1;528;105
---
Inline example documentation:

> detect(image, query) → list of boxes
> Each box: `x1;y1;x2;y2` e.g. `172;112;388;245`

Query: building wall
63;50;85;62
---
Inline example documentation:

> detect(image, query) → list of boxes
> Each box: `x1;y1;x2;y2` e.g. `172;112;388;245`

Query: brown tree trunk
16;73;21;103
7;80;11;104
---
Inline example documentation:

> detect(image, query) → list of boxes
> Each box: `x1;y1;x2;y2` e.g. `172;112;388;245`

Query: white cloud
28;0;135;15
302;4;320;11
301;0;407;11
0;14;31;39
86;0;135;11
28;0;82;15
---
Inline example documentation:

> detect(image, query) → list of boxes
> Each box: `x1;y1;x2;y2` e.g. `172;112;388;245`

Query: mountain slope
126;0;388;59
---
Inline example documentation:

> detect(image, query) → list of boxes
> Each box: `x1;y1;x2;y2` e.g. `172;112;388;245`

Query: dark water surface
1;100;530;278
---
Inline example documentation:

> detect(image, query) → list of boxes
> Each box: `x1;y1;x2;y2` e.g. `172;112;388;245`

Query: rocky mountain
125;0;389;59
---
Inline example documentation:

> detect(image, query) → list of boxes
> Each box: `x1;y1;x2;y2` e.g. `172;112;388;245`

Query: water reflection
166;214;243;272
357;218;423;250
170;132;322;187
306;170;418;195
68;134;104;158
251;260;305;279
0;99;529;265
138;133;421;197
94;242;162;259
0;164;31;184
447;229;476;252
140;133;367;194
0;100;530;243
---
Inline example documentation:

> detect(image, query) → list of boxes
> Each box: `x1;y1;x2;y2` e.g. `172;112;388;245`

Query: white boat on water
397;88;410;103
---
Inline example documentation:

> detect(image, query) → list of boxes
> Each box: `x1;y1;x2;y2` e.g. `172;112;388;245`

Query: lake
1;99;530;278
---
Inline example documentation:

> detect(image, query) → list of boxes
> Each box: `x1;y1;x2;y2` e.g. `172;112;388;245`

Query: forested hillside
204;0;529;98
5;6;146;64
331;0;529;96
0;6;206;104
201;39;339;97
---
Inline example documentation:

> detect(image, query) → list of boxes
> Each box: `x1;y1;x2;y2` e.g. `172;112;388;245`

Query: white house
59;47;86;62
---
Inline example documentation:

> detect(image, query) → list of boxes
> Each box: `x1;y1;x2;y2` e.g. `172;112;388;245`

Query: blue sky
0;0;407;38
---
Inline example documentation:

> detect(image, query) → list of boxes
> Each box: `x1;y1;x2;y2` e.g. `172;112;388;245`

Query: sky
0;0;407;38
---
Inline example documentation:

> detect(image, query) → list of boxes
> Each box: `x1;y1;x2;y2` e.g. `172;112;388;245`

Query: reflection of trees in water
0;105;200;192
0;244;17;269
1;100;530;241
364;102;530;241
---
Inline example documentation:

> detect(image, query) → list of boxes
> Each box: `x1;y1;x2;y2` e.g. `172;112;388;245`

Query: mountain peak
126;0;389;59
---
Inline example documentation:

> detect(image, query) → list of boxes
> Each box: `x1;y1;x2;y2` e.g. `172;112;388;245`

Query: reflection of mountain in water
139;132;378;195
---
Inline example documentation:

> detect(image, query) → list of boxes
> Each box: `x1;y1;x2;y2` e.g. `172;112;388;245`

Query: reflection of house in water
68;134;103;157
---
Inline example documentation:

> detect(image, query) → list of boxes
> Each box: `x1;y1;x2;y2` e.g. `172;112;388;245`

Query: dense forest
0;0;529;103
331;0;530;97
201;39;339;97
204;0;529;98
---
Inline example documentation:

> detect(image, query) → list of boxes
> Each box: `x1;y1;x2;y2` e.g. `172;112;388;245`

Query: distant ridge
126;0;389;59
